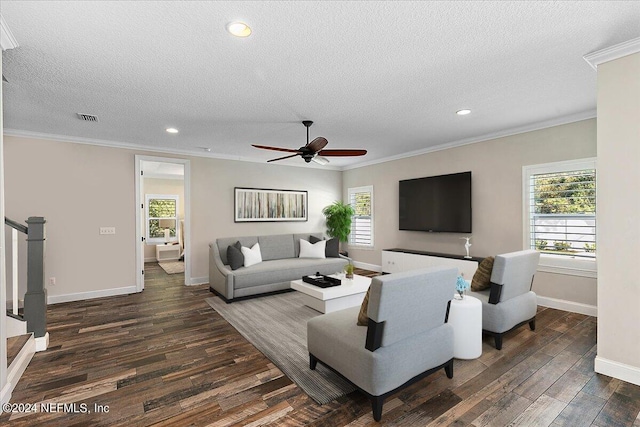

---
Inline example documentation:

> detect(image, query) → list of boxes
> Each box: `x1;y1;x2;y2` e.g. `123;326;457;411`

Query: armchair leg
371;396;384;422
529;318;536;331
494;334;503;350
309;353;318;370
444;359;454;379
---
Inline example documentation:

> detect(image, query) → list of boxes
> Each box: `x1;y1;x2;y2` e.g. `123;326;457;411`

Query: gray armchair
307;267;457;422
468;249;540;350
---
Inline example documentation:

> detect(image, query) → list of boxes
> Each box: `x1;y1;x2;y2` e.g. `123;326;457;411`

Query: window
348;186;373;248
523;158;596;277
146;194;179;244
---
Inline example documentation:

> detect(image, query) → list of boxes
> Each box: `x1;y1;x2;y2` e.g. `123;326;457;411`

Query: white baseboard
595;356;640;387
352;261;382;273
47;285;138;304
537;296;597;317
35;332;49;352
0;382;12;406
189;276;208;286
144;257;157;263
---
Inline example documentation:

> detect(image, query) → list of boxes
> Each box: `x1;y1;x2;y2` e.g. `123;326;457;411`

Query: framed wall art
234;187;308;222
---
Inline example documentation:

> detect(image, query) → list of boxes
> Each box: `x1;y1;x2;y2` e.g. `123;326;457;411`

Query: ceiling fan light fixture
456;109;471;116
166;127;179;134
311;155;329;165
227;21;252;37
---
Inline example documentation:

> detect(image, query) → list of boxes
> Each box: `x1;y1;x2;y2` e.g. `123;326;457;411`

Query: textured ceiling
2;1;640;168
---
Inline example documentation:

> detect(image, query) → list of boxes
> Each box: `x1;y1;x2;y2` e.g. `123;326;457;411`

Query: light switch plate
100;227;116;235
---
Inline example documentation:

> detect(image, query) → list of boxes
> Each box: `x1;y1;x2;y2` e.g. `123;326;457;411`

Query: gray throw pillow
227;241;244;270
309;235;340;258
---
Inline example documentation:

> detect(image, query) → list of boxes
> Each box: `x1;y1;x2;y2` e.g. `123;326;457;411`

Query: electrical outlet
49;277;56;286
99;227;116;235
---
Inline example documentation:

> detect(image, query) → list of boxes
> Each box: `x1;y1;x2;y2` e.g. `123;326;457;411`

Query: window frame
146;194;180;245
347;185;374;249
522;158;597;278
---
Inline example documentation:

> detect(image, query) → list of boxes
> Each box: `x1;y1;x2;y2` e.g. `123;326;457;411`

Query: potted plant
344;262;355;279
322;201;354;257
322;201;354;248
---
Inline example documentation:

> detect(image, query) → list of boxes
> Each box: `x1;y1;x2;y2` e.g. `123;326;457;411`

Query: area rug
158;261;184;274
205;292;356;404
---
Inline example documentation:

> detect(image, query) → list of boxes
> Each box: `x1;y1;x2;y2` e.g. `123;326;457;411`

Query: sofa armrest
209;243;234;299
339;253;353;263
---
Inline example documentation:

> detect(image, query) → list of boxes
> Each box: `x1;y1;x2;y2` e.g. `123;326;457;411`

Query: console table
381;248;484;279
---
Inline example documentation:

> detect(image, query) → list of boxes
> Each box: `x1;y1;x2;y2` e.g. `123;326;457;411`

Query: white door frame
135;155;191;291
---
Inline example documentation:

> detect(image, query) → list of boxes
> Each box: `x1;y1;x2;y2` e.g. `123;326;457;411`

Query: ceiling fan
252;121;367;165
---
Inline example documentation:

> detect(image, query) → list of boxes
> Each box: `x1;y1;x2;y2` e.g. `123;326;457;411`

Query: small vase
346;272;354;279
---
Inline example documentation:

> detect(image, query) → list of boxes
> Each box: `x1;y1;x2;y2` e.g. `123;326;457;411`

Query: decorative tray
302;274;342;288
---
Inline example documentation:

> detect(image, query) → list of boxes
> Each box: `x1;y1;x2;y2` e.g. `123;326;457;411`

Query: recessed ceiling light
166;128;179;134
227;21;252;37
456;109;471;116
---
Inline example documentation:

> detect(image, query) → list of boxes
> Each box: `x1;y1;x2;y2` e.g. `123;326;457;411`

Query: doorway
135;156;191;291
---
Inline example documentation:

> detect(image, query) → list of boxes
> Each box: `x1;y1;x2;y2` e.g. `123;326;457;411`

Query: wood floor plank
2;263;639;426
552;391;607;427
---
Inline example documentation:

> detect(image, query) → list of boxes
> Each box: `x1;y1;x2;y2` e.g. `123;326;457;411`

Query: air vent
76;113;99;122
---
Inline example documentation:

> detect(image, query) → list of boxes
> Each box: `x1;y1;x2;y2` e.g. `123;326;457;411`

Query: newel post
24;216;47;338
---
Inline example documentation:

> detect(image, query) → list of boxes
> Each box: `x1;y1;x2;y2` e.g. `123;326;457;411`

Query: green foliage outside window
533;171;595;214
352;193;371;216
148;198;177;240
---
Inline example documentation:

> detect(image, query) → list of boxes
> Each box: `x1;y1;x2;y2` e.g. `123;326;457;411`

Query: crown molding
2;129;342;171
1;15;19;51
342;110;596;171
4;109;596;174
583;37;640;71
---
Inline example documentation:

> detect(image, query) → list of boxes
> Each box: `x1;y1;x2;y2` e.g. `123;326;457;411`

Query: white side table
156;244;181;262
449;294;482;359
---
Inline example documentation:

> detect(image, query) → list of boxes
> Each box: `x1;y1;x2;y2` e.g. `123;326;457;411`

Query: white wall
343;119;597;307
3;136;343;299
595;52;640;385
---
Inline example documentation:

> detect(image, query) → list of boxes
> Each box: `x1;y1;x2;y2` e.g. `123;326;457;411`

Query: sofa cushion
217;236;258;265
471;256;494;291
232;257;348;289
242;243;262;267
227;241;244;270
299;239;326;259
294;233;324;257
258;234;295;261
310;235;340;258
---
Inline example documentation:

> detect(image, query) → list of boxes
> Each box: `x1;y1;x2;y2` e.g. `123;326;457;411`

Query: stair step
7;333;32;367
6;310;24;321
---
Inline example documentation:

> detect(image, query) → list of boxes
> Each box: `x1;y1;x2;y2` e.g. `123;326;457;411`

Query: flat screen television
399;171;472;233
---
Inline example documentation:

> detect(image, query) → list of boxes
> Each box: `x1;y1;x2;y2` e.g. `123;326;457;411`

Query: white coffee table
290;274;372;313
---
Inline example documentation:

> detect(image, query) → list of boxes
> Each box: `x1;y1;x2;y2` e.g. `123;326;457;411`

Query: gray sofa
209;232;349;302
307;267;456;421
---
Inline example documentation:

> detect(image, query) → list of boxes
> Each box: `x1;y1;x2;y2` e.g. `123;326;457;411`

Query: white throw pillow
299;239;326;259
241;242;262;267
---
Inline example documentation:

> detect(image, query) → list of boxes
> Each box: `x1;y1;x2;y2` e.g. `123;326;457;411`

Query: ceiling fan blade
306;137;328;153
267;153;299;163
317;149;368;157
311;156;330;165
252;144;299;153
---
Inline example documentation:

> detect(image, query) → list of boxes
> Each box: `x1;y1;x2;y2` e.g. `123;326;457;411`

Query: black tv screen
399;171;472;233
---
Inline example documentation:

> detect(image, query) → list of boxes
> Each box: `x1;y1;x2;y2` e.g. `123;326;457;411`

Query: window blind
349;187;373;247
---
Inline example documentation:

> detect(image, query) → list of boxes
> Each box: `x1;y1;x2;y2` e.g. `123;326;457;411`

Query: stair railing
4;216;47;340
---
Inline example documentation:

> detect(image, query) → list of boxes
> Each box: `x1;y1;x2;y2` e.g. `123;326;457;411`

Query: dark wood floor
2;264;639;426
